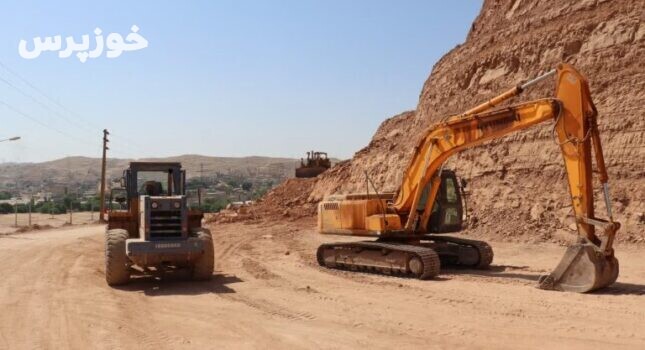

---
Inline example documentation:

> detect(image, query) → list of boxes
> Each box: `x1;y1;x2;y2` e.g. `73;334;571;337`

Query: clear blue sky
0;0;481;163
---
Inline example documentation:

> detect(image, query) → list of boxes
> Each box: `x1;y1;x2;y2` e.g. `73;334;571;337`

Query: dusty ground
0;212;96;235
0;219;643;349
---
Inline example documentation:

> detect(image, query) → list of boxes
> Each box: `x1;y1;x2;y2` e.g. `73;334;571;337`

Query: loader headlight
173;201;181;209
151;201;158;209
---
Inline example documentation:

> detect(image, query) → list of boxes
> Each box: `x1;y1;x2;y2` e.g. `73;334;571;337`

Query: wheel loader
104;162;214;286
317;63;620;293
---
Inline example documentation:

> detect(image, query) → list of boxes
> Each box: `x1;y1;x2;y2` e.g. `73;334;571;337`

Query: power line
0;62;136;159
0;98;97;148
0;74;95;134
3;109;137;158
0;60;148;157
108;132;149;156
0;60;100;132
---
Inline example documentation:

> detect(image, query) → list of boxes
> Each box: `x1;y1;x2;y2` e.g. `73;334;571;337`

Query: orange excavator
316;63;619;292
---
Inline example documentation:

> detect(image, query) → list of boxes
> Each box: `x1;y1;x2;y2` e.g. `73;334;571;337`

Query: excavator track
317;241;440;279
426;235;494;269
317;236;493;280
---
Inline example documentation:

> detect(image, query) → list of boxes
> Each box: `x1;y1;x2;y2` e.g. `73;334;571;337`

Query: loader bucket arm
392;63;619;292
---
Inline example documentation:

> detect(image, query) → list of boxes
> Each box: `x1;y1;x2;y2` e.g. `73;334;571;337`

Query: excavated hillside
308;0;645;243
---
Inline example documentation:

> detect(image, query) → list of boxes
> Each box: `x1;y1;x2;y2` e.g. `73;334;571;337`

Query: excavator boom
316;63;619;292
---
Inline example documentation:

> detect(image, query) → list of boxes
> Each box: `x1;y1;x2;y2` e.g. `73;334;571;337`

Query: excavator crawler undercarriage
317;235;493;279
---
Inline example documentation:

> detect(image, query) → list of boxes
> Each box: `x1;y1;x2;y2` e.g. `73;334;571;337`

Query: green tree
39;201;67;215
0;203;12;214
186;178;209;190
200;197;229;213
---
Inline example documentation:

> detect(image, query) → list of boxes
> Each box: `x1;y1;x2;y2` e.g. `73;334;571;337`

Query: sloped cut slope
310;0;644;242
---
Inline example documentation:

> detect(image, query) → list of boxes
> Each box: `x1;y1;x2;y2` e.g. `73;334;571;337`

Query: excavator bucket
538;243;619;293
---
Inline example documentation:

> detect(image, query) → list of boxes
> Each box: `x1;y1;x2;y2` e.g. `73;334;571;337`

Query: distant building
48;183;68;198
0;198;30;205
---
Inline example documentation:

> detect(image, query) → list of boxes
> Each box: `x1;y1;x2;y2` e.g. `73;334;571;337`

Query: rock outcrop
310;0;644;242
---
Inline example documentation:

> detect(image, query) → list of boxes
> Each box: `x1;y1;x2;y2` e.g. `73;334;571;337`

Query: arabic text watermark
19;25;148;63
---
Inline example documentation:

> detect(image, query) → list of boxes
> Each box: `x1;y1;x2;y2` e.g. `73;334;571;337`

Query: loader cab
424;169;464;233
107;162;204;240
124;162;186;201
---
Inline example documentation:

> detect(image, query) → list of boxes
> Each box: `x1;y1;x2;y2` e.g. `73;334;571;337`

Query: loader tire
105;229;131;286
192;229;214;281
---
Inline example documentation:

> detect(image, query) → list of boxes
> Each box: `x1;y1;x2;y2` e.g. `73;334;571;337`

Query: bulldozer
317;63;620;293
295;151;331;178
104;162;214;286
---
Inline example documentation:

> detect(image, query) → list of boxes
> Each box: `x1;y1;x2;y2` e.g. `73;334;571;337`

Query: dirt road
0;212;96;235
1;221;644;349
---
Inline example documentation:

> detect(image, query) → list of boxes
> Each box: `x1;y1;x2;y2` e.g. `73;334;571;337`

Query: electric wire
0;60;146;157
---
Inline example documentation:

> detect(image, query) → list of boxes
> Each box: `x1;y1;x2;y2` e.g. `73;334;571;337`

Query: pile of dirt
207;178;318;224
306;0;644;243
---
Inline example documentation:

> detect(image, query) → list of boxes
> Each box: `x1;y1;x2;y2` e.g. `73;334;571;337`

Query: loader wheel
105;229;131;286
192;229;214;281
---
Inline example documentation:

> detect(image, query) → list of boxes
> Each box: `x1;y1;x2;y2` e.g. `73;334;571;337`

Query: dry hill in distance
0;154;309;193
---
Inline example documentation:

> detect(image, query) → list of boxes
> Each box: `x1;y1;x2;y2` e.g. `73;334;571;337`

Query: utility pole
28;194;32;227
197;187;202;207
99;129;109;223
13;199;18;227
199;163;205;209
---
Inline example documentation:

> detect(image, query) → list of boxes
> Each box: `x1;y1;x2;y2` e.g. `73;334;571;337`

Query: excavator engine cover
538;243;619;293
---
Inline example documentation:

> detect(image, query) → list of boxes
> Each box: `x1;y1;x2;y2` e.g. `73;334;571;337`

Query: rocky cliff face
310;0;644;242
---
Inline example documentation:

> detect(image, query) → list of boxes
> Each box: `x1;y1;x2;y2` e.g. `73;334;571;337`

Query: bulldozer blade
537;243;619;293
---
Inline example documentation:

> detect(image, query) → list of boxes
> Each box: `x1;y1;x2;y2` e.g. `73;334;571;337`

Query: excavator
316;63;619;293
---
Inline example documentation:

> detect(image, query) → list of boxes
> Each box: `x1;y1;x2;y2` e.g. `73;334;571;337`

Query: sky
0;0;481;163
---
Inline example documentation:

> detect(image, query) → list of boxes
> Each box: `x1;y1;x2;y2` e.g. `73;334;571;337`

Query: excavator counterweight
316;63;619;293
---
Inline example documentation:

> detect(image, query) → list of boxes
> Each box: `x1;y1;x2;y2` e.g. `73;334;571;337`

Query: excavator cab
415;170;464;233
426;170;464;233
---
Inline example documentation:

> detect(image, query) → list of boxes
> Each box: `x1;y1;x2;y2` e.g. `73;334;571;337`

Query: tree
200;197;229;213
186;178;209;190
38;201;67;215
15;204;29;213
0;203;12;214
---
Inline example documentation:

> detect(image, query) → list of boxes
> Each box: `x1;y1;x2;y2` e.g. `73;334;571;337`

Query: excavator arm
393;63;618;291
316;63;619;292
394;98;558;232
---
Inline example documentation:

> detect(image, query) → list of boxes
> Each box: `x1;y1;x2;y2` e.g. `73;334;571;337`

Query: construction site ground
1;219;644;349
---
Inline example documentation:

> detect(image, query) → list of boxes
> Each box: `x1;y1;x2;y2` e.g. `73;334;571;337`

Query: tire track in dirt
2;222;645;349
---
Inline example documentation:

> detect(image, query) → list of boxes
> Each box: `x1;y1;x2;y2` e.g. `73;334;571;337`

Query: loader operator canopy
123;162;186;199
